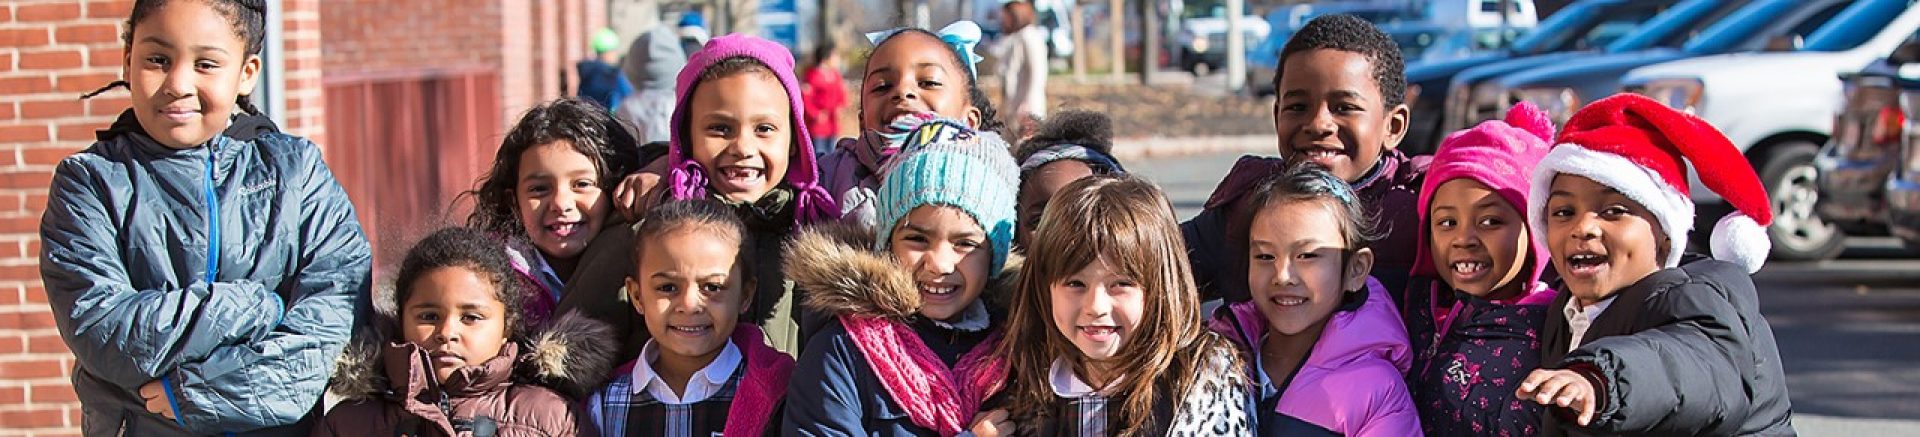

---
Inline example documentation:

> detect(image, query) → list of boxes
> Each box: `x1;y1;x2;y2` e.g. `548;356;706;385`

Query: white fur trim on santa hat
1529;144;1694;269
1711;212;1770;273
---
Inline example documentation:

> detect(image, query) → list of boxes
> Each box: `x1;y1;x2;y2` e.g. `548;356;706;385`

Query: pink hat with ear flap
1413;102;1557;288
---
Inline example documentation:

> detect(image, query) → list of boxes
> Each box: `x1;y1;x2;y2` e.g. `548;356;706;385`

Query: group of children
42;1;1794;436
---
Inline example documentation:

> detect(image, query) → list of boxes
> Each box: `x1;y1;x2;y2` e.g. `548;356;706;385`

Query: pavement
1132;150;1920;436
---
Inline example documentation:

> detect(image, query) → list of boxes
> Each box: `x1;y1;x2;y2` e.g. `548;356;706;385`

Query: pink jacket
1211;277;1421;436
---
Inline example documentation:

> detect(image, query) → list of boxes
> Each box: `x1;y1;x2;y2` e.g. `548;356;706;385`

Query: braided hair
84;0;268;116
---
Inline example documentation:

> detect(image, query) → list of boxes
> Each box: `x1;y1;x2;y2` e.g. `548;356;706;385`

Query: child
317;227;613;436
1181;14;1427;303
467;98;641;330
43;1;370;434
802;40;848;156
1516;94;1793;435
617;25;687;144
585;199;793;437
1209;162;1420;436
995;176;1251;435
1407;102;1559;436
660;34;840;351
817;21;1008;227
1012;110;1127;251
782;122;1021;435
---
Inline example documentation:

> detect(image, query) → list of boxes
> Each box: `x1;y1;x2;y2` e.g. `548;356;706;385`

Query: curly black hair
392;227;529;341
465;98;642;238
1013;110;1117;165
87;0;269;114
870;29;1007;135
1276;14;1407;108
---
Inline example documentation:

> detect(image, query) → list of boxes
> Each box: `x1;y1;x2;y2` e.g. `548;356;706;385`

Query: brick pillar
0;1;326;435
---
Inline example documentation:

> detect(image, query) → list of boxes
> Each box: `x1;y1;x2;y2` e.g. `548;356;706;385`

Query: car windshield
1510;1;1668;55
1680;0;1802;54
1803;0;1907;51
1604;0;1742;52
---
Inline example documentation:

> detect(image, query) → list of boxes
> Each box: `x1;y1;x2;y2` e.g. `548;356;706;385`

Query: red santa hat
1527;93;1774;273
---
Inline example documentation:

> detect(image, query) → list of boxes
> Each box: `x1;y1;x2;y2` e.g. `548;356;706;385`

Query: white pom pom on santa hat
1711;212;1770;274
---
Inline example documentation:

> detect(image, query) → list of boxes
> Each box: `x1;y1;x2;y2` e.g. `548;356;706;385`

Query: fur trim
788;222;921;319
1530;145;1694;268
327;326;390;401
518;311;620;399
787;222;1025;320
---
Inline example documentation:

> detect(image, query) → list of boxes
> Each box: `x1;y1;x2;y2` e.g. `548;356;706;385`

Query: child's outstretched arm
163;147;372;433
1556;278;1757;435
41;159;287;391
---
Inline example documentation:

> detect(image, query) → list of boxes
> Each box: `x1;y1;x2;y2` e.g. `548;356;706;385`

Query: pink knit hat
667;33;837;225
1411;102;1556;286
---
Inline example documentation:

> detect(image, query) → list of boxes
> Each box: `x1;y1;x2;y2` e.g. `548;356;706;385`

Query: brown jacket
314;313;617;437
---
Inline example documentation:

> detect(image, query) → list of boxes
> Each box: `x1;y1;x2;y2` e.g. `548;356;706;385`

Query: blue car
1439;0;1752;137
1493;0;1859;124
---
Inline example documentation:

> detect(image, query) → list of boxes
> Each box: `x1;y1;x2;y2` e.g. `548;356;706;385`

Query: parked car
1494;0;1856;124
1177;12;1271;75
1818;35;1920;249
1621;0;1920;260
1402;0;1693;155
1427;0;1540;30
1440;0;1750;137
1883;40;1920;250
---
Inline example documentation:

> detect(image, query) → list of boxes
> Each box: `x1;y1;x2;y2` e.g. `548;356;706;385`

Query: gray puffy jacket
41;111;371;435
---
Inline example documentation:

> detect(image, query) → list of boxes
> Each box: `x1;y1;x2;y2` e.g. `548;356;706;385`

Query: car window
1804;0;1907;51
1606;0;1746;52
1681;0;1809;54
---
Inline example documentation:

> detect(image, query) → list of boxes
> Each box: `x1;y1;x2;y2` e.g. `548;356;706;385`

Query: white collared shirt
629;339;742;405
1253;341;1281;400
1049;358;1121;397
1564;296;1618;352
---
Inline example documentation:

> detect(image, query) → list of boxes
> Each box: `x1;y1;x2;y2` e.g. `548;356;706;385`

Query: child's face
1248;200;1373;336
889;205;992;322
1544;175;1667;304
402;267;511;384
124;0;262;149
514;141;609;261
1049;256;1145;362
686;72;793;203
1428;179;1530;299
1273;49;1409;182
1016;160;1096;250
628;226;745;366
860;32;983;132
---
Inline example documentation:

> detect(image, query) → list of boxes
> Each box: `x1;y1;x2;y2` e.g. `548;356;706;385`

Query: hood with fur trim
328;310;620;402
786;222;1021;320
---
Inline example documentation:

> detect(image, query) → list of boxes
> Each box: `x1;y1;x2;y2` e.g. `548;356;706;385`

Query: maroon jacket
1181;150;1429;303
314;313;617;437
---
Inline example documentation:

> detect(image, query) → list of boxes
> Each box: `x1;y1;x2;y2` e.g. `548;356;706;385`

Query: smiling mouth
1299;148;1345;161
1270;295;1307;307
159;108;200;122
668;324;712;336
716;166;766;188
918;283;958;296
1079;326;1119;341
546;221;582;237
1450;261;1491;280
1564;253;1608;277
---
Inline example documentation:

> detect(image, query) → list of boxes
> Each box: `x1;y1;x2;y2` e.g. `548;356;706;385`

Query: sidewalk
1111;134;1272;159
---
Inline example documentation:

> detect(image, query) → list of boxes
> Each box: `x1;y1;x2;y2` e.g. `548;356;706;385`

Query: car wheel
1761;141;1847;260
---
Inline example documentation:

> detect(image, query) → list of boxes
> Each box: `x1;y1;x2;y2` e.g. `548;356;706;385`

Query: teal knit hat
874;119;1021;272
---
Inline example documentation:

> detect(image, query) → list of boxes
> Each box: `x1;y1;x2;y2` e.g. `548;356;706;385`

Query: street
1130;151;1920;436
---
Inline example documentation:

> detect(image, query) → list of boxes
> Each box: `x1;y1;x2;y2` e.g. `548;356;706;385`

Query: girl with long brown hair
992;175;1251;436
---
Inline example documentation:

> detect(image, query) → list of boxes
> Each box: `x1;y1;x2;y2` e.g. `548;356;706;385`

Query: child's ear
1382;102;1411;151
963;105;984;129
238;54;263;97
1344;247;1375;291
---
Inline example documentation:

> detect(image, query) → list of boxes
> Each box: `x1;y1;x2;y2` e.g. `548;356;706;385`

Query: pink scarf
724;324;795;437
840;315;1002;437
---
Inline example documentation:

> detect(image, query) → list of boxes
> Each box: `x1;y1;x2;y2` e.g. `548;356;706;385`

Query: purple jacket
1181;150;1429;303
1210;277;1421;436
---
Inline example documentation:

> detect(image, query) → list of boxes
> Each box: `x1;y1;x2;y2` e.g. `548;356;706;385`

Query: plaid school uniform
588;365;743;437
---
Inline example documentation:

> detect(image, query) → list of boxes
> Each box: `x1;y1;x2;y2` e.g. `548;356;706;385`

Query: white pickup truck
1618;0;1920;260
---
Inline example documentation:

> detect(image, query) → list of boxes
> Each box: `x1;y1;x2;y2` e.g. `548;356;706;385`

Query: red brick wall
0;1;325;435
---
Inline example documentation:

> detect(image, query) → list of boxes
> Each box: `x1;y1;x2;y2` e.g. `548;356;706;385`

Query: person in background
994;0;1050;136
802;41;849;157
578;27;635;111
678;12;712;58
618;25;688;144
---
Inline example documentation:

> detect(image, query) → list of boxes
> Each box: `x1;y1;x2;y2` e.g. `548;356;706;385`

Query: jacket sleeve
168;147;373;433
40;158;286;391
1182;207;1227;302
783;328;866;436
1352;367;1421;437
1560;280;1754;435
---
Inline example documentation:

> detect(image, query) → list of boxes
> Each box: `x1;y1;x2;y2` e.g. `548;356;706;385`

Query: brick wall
0;1;325;435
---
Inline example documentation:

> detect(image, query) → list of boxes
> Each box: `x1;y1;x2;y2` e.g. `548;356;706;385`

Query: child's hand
1518;369;1596;426
970;409;1011;437
138;380;175;420
614;158;668;222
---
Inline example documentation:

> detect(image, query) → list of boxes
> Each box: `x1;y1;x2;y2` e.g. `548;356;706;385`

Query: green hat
592;28;620;53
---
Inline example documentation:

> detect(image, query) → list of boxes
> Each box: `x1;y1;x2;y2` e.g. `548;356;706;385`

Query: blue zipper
204;137;220;283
